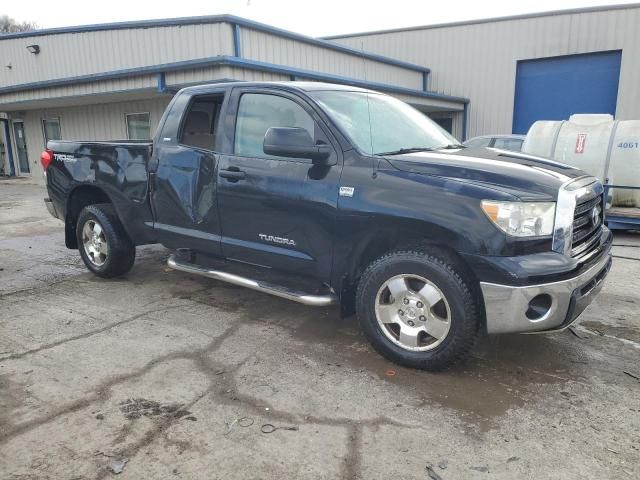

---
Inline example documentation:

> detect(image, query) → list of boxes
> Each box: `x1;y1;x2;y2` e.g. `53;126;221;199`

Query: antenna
361;42;377;179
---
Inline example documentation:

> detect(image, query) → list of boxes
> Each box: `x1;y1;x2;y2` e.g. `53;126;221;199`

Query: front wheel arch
342;238;486;329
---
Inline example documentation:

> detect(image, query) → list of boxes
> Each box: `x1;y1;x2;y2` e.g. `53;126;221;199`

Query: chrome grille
571;193;603;257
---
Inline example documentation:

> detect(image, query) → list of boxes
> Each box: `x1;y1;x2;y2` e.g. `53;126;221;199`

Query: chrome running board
167;254;337;307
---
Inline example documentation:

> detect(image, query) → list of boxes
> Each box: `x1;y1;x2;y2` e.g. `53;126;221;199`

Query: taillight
40;149;53;171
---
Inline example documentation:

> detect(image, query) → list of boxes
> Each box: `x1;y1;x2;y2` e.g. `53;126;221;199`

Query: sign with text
575;133;587;154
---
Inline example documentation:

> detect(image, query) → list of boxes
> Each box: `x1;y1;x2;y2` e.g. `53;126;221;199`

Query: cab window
234;93;316;158
179;95;225;151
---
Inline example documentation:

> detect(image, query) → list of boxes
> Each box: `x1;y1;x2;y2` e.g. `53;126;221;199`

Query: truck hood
385;147;586;201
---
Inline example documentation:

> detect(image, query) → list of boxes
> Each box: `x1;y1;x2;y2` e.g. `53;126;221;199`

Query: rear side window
234;93;315;158
179;94;225;151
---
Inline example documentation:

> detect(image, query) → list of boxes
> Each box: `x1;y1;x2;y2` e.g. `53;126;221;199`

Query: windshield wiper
438;144;466;149
375;147;436;156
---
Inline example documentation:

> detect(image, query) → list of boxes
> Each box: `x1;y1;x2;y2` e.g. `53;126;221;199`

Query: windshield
309;90;460;155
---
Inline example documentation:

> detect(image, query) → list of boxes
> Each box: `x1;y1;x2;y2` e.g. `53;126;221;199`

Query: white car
464;134;525;152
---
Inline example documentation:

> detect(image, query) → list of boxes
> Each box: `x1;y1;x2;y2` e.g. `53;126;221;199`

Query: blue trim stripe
1;86;174;108
0;55;468;104
220;57;466;104
233;23;242;57
156;72;167;93
0;59;200;94
0;14;430;74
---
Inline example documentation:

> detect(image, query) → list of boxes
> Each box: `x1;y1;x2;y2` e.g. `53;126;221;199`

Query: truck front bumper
480;242;612;334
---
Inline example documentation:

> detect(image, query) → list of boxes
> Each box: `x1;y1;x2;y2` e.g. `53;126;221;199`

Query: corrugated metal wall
0;23;234;89
0;75;158;108
239;28;422;89
20;98;171;178
331;6;640;137
0;19;425;104
165;65;290;86
1;17;459;183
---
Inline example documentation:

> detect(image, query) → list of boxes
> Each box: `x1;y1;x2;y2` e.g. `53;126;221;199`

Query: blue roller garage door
512;50;622;134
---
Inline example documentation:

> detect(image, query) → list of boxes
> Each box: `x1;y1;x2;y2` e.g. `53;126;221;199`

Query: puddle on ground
162;269;590;429
289;312;590;426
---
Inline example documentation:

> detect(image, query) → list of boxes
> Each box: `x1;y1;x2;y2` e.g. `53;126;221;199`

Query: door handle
219;168;246;181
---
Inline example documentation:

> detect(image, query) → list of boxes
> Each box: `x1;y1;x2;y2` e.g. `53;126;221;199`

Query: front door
12;121;30;175
216;88;342;282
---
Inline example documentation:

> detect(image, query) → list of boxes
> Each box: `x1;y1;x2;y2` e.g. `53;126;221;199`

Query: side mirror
263;127;332;165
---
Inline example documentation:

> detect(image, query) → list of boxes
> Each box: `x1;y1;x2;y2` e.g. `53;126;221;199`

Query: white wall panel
240;28;423;90
331;6;640;137
165;65;289;87
17;97;171;181
0;75;157;107
0;23;234;88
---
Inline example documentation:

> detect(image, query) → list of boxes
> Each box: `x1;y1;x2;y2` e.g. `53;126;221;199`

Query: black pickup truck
42;82;612;370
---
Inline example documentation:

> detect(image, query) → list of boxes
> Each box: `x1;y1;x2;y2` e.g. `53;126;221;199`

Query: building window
42;118;62;145
126;113;151;140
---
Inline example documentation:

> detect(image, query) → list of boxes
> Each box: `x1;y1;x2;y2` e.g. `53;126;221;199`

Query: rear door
12;121;30;175
216;87;342;282
150;90;226;254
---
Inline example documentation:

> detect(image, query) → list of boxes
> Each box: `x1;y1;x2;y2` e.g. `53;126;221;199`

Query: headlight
481;201;556;237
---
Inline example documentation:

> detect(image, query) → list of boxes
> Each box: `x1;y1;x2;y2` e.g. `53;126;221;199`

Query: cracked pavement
1;180;639;479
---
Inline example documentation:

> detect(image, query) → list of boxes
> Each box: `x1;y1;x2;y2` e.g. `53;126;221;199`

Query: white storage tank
522;114;640;208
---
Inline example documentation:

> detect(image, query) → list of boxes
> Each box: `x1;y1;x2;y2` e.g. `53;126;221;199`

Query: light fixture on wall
26;44;40;54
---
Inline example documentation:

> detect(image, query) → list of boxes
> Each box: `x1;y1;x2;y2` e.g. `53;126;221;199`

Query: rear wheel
356;249;480;370
76;204;135;278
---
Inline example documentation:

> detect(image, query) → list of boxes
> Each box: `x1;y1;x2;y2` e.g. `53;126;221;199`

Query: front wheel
356;249;481;371
76;204;136;278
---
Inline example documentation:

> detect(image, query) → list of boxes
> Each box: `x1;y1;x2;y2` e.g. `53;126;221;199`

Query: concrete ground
1;179;638;479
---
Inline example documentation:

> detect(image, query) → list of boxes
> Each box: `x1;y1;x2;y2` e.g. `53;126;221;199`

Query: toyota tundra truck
42;82;613;370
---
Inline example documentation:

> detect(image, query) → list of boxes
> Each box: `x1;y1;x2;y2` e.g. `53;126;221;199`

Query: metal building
1;4;639;183
0;16;467;182
327;3;640;139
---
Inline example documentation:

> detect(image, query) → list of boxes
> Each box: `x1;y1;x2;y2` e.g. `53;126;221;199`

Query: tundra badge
259;234;296;246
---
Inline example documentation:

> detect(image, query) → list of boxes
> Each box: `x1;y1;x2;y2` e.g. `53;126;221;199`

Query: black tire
76;204;136;278
356;249;480;371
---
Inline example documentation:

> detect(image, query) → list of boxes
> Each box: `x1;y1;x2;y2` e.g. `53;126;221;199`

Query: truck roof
179;81;379;95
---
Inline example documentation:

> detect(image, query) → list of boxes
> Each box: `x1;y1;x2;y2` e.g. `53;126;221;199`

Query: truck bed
46;139;156;245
